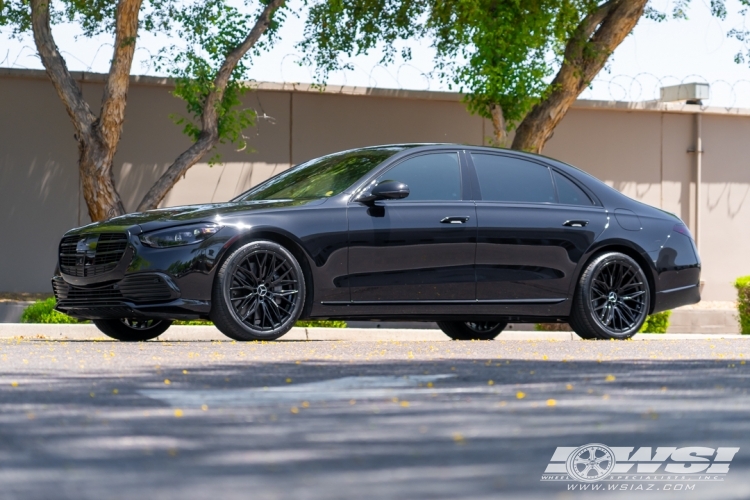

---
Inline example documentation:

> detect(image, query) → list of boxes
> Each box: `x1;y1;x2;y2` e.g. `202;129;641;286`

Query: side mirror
358;180;410;205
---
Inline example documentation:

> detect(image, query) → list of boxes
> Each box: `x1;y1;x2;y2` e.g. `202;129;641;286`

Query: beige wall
2;69;749;301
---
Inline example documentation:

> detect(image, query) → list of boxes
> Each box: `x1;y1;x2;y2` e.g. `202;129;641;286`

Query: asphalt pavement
1;336;749;500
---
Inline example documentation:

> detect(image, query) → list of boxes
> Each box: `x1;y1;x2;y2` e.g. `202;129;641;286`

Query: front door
347;151;477;302
469;152;607;302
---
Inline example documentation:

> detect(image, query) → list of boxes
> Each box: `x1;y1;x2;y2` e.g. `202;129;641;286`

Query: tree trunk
79;142;127;221
31;0;142;221
137;0;285;212
511;0;648;153
489;103;507;147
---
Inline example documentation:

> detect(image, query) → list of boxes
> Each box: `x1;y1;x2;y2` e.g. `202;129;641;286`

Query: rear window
471;154;555;203
553;171;593;206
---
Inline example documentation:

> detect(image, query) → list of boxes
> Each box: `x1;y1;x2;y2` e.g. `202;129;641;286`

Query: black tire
93;318;172;341
437;321;508;340
211;240;306;341
569;252;650;340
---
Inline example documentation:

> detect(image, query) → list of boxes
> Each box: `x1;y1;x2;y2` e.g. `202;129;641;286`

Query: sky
3;0;750;107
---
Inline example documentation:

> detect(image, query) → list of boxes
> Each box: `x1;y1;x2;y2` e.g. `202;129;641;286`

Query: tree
300;0;735;153
301;0;585;147
0;0;285;221
512;0;647;152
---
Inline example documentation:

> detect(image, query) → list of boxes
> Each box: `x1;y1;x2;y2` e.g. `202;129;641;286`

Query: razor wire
3;39;750;109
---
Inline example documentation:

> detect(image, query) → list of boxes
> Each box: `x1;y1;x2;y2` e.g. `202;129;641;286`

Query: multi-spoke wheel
436;321;508;340
570;252;650;340
211;240;306;341
93;318;172;341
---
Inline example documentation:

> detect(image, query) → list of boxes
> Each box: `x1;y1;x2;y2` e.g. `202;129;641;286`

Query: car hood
66;199;327;236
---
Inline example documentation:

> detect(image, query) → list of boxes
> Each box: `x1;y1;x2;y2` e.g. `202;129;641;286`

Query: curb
0;324;745;341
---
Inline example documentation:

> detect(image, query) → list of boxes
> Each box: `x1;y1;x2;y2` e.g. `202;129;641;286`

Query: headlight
140;223;222;248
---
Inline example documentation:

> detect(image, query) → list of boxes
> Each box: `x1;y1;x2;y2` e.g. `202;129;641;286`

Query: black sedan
52;144;701;341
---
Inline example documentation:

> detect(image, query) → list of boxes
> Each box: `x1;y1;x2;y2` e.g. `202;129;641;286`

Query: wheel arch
216;227;316;319
572;241;657;315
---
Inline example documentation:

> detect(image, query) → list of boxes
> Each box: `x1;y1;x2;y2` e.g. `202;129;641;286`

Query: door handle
563;220;589;227
440;216;470;224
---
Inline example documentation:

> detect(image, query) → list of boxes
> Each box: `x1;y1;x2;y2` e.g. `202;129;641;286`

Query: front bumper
52;274;211;320
52;226;236;320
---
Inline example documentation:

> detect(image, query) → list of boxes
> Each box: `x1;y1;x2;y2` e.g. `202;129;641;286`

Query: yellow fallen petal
164;379;171;385
174;409;184;417
290;406;299;414
286;378;292;383
400;401;410;407
516;391;526;399
488;380;494;386
547;399;557;406
566;384;573;390
605;374;616;382
201;404;208;411
10;381;18;387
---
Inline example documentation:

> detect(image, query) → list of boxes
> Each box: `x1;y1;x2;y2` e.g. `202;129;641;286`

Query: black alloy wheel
211;240;306;341
570;252;650;340
437;321;508;340
92;318;172;341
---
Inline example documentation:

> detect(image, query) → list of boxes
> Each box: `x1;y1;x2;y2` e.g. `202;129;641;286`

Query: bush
295;320;347;328
172;319;214;325
21;298;79;324
639;310;671;334
735;276;750;335
535;323;571;331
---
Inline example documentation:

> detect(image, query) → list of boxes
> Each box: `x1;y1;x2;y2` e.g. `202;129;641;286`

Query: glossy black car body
53;144;701;335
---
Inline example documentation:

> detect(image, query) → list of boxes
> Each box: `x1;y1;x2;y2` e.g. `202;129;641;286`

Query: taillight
673;223;693;240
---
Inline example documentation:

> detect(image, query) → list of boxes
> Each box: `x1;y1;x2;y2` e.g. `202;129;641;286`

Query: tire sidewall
437;321;507;340
217;240;306;340
582;252;650;339
93;318;172;341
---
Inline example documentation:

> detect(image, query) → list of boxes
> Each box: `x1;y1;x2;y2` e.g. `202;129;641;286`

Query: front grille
59;233;128;277
53;274;177;308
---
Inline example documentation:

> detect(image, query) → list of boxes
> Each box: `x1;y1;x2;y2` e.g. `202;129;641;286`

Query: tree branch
98;0;143;152
511;0;648;153
137;0;285;212
490;103;506;147
30;0;96;135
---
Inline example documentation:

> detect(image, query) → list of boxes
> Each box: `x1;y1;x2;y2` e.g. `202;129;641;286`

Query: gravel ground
1;337;749;500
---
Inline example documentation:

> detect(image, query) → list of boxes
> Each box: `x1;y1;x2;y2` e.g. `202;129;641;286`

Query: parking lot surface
1;337;749;499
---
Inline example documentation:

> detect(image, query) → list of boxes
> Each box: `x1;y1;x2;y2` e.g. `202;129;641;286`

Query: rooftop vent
660;83;710;104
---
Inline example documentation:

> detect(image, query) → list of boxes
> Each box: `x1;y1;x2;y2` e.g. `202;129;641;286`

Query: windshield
235;147;412;202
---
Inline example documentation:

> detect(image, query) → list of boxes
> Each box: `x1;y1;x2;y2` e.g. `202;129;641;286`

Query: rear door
346;150;477;302
468;152;607;302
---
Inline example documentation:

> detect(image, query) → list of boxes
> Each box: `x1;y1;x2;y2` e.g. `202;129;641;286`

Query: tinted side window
377;152;461;201
553;171;593;206
471;154;555;203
